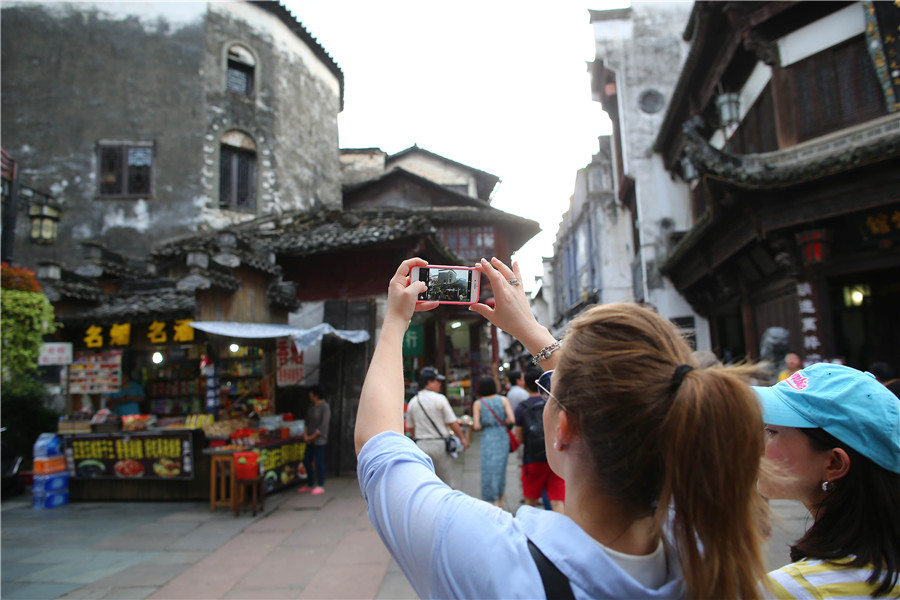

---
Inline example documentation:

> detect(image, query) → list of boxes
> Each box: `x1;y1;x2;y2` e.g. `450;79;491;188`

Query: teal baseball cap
753;363;900;473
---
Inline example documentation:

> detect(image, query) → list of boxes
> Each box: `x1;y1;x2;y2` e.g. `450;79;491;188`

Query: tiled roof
151;231;281;277
60;287;196;325
682;114;900;188
42;280;103;303
259;210;438;256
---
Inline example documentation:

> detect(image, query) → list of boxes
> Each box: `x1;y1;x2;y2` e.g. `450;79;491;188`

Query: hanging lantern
796;230;830;265
716;92;741;128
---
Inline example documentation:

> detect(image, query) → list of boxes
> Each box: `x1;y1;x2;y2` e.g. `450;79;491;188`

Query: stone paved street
2;432;809;599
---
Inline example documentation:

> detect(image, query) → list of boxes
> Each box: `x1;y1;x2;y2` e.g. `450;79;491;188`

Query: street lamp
29;203;60;244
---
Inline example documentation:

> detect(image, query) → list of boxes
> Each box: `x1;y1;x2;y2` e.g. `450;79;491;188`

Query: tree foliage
1;263;59;377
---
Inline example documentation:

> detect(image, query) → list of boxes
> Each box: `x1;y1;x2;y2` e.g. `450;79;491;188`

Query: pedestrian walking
355;257;770;599
472;376;514;507
406;366;467;489
515;365;564;512
505;370;530;413
755;363;900;598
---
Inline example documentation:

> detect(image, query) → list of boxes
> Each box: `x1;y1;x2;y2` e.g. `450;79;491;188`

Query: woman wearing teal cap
755;363;900;598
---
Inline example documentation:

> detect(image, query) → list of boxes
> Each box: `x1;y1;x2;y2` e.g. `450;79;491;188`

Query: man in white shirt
505;370;530;413
406;367;467;488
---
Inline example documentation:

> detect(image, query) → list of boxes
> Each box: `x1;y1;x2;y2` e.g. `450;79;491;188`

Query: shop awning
189;321;370;353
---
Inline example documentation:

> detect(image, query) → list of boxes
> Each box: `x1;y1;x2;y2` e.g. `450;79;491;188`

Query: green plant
1;289;59;377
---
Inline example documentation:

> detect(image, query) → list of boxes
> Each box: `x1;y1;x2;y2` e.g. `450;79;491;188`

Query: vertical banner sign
205;363;220;414
275;338;304;386
402;324;424;356
796;281;824;366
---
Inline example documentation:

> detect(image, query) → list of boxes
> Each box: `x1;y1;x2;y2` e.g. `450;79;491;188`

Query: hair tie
670;364;695;391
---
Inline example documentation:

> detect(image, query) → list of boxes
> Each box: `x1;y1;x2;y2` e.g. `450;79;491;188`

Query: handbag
413;394;458;455
482;397;520;453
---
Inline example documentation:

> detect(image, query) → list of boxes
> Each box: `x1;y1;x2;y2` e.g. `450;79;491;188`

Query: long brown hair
554;303;768;599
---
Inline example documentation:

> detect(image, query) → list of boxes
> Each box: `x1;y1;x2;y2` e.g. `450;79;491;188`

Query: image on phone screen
415;267;476;303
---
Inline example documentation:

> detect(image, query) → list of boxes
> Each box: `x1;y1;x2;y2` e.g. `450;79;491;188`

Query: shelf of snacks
150;397;204;417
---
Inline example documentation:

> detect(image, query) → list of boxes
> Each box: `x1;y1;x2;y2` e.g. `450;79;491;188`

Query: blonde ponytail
554;304;769;599
659;366;768;599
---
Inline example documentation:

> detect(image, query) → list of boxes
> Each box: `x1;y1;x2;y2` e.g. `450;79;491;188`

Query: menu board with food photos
69;350;122;394
62;431;194;480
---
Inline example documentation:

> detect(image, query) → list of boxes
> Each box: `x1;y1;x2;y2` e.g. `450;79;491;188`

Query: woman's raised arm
355;258;437;454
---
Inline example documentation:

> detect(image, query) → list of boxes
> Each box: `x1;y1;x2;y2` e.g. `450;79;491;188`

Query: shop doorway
830;266;900;372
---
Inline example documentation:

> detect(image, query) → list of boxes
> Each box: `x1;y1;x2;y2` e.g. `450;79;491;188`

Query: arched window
220;131;256;211
226;44;255;96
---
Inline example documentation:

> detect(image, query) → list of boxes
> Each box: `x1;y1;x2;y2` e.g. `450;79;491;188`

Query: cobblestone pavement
2;433;808;599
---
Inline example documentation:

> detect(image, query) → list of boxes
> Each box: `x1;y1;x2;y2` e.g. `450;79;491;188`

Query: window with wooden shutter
97;142;153;198
226;45;255;96
786;35;887;143
220;146;256;211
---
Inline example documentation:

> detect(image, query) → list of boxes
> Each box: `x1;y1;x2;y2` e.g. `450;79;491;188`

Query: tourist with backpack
515;365;564;512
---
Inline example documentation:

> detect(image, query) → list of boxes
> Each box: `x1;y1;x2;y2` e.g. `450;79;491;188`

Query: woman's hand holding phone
387;258;439;325
471;257;557;363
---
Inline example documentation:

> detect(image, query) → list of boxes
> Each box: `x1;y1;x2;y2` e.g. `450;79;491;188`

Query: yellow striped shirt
766;558;899;599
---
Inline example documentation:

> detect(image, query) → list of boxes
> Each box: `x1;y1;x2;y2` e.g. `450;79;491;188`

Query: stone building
542;135;632;336
1;0;343;270
585;3;707;347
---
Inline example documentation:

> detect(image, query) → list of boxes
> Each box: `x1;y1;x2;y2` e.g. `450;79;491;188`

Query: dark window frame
219;145;256;211
439;225;495;264
226;59;254;96
96;142;154;198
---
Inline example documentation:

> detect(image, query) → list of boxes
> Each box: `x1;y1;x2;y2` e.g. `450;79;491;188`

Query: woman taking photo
755;363;900;598
356;257;770;598
472;376;515;507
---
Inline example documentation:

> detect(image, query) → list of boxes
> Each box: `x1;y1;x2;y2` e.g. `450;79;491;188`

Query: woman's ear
824;447;851;483
554;409;576;449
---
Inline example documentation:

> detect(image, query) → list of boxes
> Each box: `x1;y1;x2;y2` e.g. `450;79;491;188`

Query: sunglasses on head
535;370;558;404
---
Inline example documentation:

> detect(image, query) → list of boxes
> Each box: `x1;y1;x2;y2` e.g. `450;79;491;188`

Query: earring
553;442;558;450
821;481;833;493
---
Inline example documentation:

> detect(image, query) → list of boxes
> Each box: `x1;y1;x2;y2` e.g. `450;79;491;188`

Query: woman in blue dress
472;376;515;507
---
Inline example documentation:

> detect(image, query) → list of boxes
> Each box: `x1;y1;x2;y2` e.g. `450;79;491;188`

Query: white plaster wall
214;2;341;99
388;155;476;197
778;2;865;67
4;1;206;30
592;2;710;348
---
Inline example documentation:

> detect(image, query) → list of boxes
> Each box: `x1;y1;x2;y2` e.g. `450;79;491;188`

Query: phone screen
415;267;476;303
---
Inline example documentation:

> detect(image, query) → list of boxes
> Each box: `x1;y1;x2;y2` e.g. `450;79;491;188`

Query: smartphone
410;265;480;305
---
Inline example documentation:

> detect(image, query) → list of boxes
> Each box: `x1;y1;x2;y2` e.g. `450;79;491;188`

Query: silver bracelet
532;340;562;364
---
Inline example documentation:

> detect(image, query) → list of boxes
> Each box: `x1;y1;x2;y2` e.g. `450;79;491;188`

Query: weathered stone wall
1;1;208;268
1;0;342;273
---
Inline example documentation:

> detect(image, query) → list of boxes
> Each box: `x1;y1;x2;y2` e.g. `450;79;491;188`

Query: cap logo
786;371;808;391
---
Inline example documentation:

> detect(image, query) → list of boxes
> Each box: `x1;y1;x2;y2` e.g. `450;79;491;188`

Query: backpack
520;398;547;463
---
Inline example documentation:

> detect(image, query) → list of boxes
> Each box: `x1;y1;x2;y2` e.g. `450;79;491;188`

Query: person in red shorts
514;365;564;512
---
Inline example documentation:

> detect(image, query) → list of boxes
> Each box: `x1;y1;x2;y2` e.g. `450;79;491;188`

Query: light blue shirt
357;431;686;599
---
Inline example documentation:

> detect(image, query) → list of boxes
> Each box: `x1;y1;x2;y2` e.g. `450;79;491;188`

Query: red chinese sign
275;338;304;387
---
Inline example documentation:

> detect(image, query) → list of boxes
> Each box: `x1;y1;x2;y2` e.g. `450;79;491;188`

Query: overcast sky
283;0;629;289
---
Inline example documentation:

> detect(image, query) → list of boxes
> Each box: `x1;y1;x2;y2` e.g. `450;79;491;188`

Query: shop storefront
52;320;367;502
